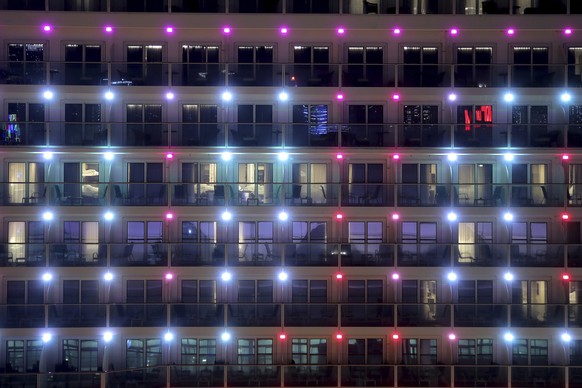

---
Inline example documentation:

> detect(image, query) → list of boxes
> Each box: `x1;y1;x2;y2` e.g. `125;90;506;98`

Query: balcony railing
0;61;578;89
47;304;106;327
454;305;508;327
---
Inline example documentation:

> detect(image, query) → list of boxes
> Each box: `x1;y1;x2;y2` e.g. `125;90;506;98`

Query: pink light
392;273;400;280
165;26;174;33
450;28;458;35
165;212;174;220
393;28;401;35
336;333;343;340
563;155;570;160
449;333;456;340
280;27;288;34
563;274;571;281
166;152;174;160
391;213;400;221
42;25;52;32
104;26;113;33
337;27;345;35
392;93;400;101
279;333;287;340
165;273;173;280
506;28;515;36
392;333;399;340
562;213;570;221
336;153;343;160
336;213;344;220
392;154;400;160
223;27;231;34
564;28;573;35
336;93;344;100
336;273;343;280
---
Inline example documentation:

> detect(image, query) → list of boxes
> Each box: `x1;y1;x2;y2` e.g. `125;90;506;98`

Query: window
457;222;493;262
292;221;327;243
570;281;582;304
292;338;327;364
401;280;437;303
181;280;216;303
511;222;548;258
50;0;105;11
456;105;493;147
62;339;98;371
63;44;102;83
237;280;273;303
292;104;331;144
401;46;439;87
511;163;547;206
238;221;273;260
63;280;99;304
62;162;101;202
346;280;383;303
347;221;383;259
7;43;45;84
457;280;493;304
512;280;547;304
7;221;44;264
346;47;383;86
401;222;437;244
5;103;45;145
126;162;164;204
402;339;437;364
126;339;162;368
457;339;493;364
512;339;548;365
236;105;273;143
126;104;164;146
568;164;582;201
238;46;273;63
346;163;384;204
347;105;384;145
347;338;383;365
458;164;493;204
7;162;45;204
292;280;327;303
237;163;274;204
182;45;219;63
180;338;217;365
512;46;549;87
126;221;163;262
294;46;329;64
291;163;328;203
400;163;437;205
511;106;549;147
127;45;162;62
126;280;163;303
571;340;582;365
237;339;273;364
6;340;42;373
181;162;217;199
455;46;493;87
64;104;104;146
182;221;216;242
7;280;43;304
180;105;219;146
62;221;99;262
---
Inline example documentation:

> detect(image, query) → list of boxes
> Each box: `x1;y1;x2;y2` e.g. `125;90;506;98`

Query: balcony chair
213;185;225;205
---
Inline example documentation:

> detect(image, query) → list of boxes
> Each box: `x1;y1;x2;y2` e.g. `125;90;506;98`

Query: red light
563;274;571;281
562;213;570;220
392;333;399;340
336;273;343;280
563;155;570;161
336;213;344;220
279;333;287;340
336;333;343;340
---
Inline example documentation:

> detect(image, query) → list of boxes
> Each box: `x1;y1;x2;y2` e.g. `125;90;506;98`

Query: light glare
447;212;457;222
104;272;114;281
221;271;232;281
503;212;513;222
504;333;514;342
392;273;400;280
278;271;288;281
221;91;233;101
447;272;457;281
503;92;514;102
561;92;572;103
42;333;52;343
43;90;54;100
562;333;572;342
42;272;53;282
42;211;54;221
278;91;289;101
504;272;514;281
504;153;514;162
104;211;114;221
166;92;174;100
104;91;114;100
278;211;289;221
448;93;457;102
447;153;458;162
164;332;174;341
43;151;53;160
104;152;114;161
103;332;113;342
221;211;232;221
278;152;289;161
221;332;231;341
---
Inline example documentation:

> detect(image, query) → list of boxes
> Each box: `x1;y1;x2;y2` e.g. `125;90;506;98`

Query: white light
447;272;457;281
448;93;457;102
222;91;233;101
504;333;514;342
278;152;289;161
392;273;400;280
104;272;114;281
42;333;52;343
104;211;114;221
447;153;458;162
503;92;514;102
103;331;113;343
504;153;514;162
104;152;114;161
221;211;232;221
42;211;54;221
221;332;231;342
504;272;514;281
503;212;513;222
164;332;174;342
42;272;53;282
221;152;232;161
166;92;175;100
221;271;232;281
278;91;289;101
278;271;288;281
43;90;54;100
447;212;457;222
562;333;572;342
43;151;53;160
104;91;114;100
561;92;572;103
278;211;289;221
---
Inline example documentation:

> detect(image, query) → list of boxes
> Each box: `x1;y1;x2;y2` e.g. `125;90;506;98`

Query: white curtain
8;221;25;259
82;221;99;258
8;163;26;203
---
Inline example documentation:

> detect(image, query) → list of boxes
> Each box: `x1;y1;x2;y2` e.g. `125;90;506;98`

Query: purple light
392;93;400;101
165;212;174;220
42;25;52;32
450;28;458;35
104;26;113;33
564;28;573;35
166;152;174;160
223;26;231;34
165;273;173;280
280;27;288;34
336;93;344;100
393;28;401;35
166;26;174;33
506;28;515;35
337;27;345;35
